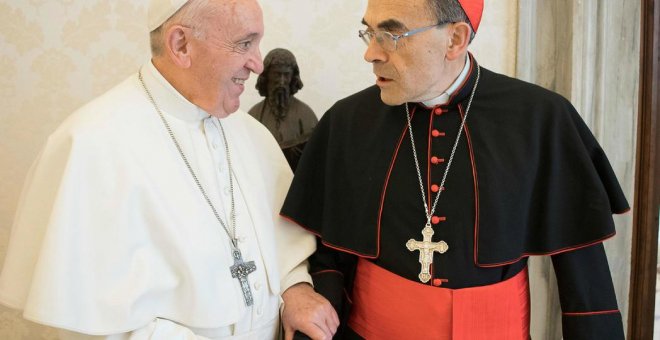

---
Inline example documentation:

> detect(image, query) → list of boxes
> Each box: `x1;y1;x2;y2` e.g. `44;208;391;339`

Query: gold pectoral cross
406;224;449;283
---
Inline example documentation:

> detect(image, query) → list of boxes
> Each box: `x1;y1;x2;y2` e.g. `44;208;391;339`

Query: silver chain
405;66;481;225
138;70;238;249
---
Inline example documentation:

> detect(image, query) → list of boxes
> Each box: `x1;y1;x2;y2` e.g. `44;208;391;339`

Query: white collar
141;60;209;122
422;55;471;107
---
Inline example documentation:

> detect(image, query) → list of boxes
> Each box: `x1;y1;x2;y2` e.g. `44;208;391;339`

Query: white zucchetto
148;0;189;31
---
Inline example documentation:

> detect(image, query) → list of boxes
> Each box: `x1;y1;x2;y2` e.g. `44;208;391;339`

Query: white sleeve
58;319;213;340
275;215;315;294
280;259;313;293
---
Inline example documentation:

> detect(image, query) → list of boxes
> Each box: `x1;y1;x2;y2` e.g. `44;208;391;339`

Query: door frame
628;0;660;338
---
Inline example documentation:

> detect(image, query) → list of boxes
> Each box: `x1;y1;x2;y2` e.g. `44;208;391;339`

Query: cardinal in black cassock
281;0;628;338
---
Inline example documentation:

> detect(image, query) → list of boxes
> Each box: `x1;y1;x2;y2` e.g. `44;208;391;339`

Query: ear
164;25;193;68
445;22;471;61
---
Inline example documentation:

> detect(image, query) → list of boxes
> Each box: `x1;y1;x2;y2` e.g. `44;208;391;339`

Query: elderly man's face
362;0;452;105
188;0;264;117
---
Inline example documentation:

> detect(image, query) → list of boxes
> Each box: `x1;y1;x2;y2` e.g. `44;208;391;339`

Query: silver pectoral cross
229;248;257;306
406;224;449;283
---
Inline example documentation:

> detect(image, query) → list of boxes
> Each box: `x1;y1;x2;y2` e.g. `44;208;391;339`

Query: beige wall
0;1;517;338
243;0;518;117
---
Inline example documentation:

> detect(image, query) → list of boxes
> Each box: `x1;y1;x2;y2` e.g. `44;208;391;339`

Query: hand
281;283;339;340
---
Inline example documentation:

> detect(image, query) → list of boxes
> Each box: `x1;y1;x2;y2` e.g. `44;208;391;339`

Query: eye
234;40;252;52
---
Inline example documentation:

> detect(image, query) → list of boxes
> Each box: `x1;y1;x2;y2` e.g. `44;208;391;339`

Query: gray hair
149;0;216;56
426;0;475;42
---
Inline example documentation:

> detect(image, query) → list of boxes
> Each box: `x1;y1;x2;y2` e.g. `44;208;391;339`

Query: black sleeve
551;242;624;339
294;237;358;340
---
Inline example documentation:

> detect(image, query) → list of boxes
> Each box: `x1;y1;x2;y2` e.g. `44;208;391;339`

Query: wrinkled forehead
362;0;434;31
212;0;264;37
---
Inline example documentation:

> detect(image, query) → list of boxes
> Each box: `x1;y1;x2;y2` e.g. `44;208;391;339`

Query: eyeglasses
358;22;451;52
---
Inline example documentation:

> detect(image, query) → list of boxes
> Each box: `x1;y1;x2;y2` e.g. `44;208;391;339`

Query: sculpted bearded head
255;48;304;115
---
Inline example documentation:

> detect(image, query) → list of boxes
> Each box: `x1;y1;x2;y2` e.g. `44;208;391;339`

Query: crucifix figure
229;248;257;306
406;224;449;283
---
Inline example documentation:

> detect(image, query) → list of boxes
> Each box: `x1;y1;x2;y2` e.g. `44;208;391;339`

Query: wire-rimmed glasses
358;22;451;51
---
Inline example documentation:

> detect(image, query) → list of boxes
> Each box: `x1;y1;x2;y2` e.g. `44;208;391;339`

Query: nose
247;48;264;74
363;38;387;64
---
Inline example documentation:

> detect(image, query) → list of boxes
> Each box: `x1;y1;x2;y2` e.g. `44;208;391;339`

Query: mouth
232;78;246;85
376;76;393;86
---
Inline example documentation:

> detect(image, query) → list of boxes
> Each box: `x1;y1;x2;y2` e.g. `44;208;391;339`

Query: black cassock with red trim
281;56;629;339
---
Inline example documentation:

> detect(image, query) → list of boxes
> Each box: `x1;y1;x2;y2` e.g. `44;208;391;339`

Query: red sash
348;259;530;339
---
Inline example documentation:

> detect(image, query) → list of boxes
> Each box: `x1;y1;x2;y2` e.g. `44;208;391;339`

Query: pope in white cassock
0;0;339;339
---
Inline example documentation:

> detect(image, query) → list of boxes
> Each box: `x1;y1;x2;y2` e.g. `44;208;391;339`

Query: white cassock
0;61;315;339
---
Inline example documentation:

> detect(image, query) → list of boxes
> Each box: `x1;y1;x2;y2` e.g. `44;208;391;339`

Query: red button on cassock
432;278;446;287
434;107;444;115
431;216;446;224
431;184;440;193
432;130;445;137
431;157;445;165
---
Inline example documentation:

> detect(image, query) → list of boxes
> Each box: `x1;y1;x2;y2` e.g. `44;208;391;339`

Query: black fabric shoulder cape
281;61;629;267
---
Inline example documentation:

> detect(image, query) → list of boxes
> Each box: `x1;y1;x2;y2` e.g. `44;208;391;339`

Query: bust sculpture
249;48;318;170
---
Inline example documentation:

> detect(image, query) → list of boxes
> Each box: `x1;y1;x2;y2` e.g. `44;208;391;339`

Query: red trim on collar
563;309;620;316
